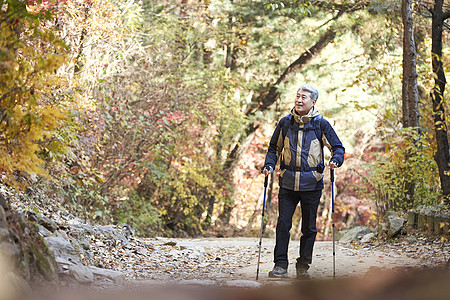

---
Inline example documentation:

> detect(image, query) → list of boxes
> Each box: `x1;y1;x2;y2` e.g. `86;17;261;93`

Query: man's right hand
262;166;273;176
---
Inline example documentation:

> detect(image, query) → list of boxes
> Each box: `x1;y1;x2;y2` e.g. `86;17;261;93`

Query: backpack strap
280;114;325;171
281;113;292;141
281;113;323;143
314;115;324;149
314;115;324;163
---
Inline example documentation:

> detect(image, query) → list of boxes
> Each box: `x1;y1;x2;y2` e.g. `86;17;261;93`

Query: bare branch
443;10;450;20
444;21;450;30
415;0;434;15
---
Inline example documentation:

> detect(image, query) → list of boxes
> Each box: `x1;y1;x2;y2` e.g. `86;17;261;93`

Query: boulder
360;233;376;243
387;215;405;238
339;226;370;243
87;266;125;284
45;236;82;265
37;215;58;233
68;264;94;284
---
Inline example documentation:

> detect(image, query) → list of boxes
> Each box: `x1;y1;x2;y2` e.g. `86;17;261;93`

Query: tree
401;0;420;205
402;0;419;130
0;0;71;188
429;0;450;201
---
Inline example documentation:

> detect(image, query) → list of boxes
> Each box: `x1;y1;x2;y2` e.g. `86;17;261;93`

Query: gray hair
298;84;319;100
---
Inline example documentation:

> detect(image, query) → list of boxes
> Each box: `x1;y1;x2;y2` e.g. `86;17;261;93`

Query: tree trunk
73;5;91;74
401;0;420;205
402;0;419;129
431;1;450;200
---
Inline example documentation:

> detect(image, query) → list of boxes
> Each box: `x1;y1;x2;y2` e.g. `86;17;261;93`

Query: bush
116;191;162;237
358;128;441;216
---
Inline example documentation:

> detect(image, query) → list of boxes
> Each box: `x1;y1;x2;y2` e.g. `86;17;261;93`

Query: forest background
1;0;449;239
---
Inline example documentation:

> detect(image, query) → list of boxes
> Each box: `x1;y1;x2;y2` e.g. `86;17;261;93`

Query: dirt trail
235;239;429;281
162;237;448;283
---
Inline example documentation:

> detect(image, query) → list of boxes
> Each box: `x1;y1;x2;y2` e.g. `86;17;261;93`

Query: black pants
274;188;322;269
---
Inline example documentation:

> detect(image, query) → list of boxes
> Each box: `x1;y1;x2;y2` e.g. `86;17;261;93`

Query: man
262;84;345;279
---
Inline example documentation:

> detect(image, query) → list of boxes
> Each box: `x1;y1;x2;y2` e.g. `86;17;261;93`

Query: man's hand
329;161;338;170
262;166;273;176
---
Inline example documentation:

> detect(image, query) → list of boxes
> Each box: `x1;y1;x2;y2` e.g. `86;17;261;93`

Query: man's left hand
329;161;337;169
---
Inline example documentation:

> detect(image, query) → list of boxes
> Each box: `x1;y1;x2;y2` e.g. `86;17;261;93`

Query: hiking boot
268;265;288;278
296;265;310;280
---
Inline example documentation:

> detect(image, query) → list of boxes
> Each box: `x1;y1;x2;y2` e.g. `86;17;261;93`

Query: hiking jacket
264;106;345;191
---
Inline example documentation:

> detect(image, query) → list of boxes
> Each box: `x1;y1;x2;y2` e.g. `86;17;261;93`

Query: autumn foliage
1;0;448;238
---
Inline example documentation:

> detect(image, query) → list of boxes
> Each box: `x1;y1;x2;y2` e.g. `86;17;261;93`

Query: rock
29;240;58;281
385;211;399;218
37;224;52;237
119;223;135;239
179;243;206;253
45;236;82;265
178;279;216;286
37;215;58;233
339;226;370;243
360;233;375;243
94;225;129;247
87;266;126;284
163;241;177;246
378;222;388;236
45;236;97;283
69;224;130;247
25;210;38;222
335;228;350;241
134;247;148;256
68;264;94;284
68;224;95;239
387;215;405;238
225;280;262;288
69;238;93;265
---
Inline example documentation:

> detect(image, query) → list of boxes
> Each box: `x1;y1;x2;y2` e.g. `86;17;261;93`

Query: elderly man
262;84;345;279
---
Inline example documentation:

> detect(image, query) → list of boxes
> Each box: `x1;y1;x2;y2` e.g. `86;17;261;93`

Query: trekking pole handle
330;168;335;182
264;175;268;187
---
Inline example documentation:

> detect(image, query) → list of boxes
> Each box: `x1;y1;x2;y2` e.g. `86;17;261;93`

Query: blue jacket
264;107;345;191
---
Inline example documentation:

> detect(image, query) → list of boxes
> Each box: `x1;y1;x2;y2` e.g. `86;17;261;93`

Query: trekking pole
256;175;269;281
331;168;336;279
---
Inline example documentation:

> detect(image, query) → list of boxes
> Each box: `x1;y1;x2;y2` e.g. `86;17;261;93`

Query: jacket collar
291;106;320;125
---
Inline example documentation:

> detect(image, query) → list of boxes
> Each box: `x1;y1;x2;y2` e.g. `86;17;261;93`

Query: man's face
294;90;316;116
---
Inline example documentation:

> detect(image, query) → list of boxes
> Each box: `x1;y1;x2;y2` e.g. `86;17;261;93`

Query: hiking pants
273;187;322;269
